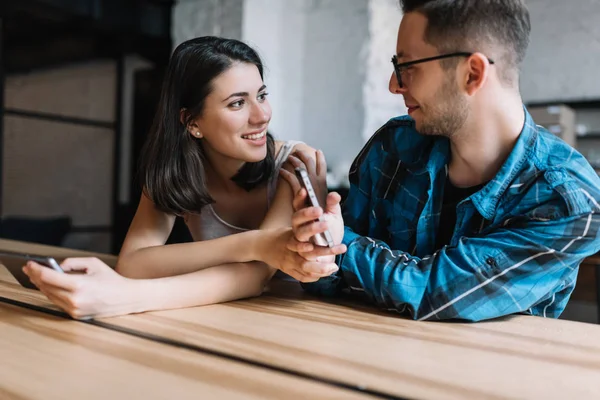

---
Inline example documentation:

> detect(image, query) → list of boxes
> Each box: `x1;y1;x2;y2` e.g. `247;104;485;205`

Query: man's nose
389;72;407;95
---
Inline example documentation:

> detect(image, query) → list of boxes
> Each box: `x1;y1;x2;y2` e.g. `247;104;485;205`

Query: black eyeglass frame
391;52;495;88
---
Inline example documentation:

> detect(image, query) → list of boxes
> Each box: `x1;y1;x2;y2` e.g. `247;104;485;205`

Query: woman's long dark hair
139;36;275;215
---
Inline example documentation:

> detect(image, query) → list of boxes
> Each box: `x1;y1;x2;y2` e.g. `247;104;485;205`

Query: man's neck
447;94;525;188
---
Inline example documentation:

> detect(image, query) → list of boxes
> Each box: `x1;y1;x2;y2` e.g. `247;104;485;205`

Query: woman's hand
23;257;141;319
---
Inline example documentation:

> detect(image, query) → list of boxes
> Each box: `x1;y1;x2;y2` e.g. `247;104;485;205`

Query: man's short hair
400;0;531;85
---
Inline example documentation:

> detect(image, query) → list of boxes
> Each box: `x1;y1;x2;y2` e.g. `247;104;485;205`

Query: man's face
389;12;468;137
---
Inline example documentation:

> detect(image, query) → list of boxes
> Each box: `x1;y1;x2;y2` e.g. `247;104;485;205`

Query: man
282;0;600;321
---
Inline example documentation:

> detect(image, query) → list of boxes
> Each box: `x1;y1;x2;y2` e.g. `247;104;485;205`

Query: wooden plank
0;302;372;400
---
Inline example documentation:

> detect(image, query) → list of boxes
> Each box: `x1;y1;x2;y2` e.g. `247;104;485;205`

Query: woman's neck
203;148;246;194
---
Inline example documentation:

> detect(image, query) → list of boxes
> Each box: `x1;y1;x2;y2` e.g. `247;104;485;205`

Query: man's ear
463;52;491;96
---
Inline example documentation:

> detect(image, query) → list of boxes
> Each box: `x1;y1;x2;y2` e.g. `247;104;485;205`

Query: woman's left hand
23;257;139;319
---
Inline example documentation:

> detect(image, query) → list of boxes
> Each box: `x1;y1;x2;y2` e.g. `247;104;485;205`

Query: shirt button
486;257;497;267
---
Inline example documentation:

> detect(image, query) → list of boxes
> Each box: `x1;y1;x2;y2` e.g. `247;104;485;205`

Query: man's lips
407;105;420;114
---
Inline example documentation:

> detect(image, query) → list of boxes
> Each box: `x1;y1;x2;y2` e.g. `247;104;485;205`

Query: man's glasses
391;52;495;88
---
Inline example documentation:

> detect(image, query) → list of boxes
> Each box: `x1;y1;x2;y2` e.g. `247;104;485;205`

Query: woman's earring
195;132;202;138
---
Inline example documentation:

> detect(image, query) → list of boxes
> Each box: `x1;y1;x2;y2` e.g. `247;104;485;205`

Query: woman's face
191;62;272;164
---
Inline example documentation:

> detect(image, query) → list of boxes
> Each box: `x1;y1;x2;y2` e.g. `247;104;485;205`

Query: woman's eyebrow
221;85;267;102
222;92;248;102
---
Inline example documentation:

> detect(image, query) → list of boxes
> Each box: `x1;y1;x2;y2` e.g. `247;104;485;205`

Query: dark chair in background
0;216;72;247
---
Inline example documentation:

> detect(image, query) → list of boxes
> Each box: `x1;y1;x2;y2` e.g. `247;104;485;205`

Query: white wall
242;0;307;143
172;0;244;45
300;0;370;169
244;0;370;169
363;0;406;141
521;0;600;103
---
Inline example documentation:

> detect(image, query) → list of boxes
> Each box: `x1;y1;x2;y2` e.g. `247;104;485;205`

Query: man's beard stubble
417;76;468;138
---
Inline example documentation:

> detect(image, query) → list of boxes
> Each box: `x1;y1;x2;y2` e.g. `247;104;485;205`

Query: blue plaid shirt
304;108;600;321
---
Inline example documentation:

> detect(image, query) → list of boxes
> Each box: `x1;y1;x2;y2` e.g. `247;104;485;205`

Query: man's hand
280;149;329;207
23;257;138;319
279;149;346;264
287;190;346;261
259;228;344;282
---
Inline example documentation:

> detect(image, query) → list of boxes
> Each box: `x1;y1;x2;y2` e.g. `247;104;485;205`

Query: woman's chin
242;148;268;164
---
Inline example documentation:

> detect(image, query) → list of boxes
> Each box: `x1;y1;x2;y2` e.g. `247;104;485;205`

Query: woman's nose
250;101;271;125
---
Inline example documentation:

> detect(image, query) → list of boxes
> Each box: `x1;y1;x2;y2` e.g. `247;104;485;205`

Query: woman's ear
180;108;203;138
179;108;188;126
188;125;203;138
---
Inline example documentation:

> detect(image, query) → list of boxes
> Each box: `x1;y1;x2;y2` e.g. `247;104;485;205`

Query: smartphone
0;251;63;290
294;167;335;248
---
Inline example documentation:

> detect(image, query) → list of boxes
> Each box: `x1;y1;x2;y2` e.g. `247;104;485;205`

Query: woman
23;37;345;319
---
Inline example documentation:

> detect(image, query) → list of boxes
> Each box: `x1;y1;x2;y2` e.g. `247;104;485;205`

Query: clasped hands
264;149;347;282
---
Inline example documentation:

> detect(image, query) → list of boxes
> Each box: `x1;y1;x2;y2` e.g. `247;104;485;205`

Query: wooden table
2;239;600;399
0;302;373;400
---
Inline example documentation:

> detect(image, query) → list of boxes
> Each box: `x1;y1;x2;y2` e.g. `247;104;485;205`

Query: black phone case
0;252;62;290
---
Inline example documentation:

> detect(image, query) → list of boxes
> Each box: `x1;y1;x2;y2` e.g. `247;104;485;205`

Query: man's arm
289;180;600;321
336;212;600;321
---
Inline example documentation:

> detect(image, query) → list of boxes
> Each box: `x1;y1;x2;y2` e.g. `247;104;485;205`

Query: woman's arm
24;257;273;318
23;145;340;318
116;193;270;279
